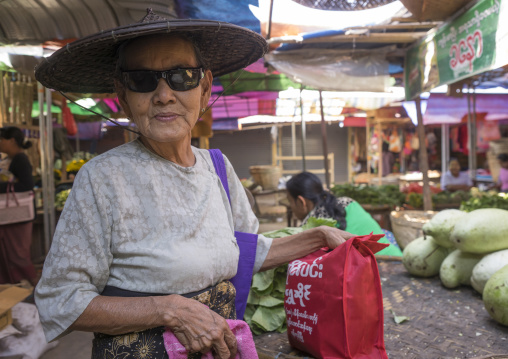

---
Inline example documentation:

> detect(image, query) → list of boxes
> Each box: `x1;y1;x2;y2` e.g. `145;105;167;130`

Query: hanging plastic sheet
265;49;391;92
174;0;261;33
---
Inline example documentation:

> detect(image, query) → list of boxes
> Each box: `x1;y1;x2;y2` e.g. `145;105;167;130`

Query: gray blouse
35;140;272;341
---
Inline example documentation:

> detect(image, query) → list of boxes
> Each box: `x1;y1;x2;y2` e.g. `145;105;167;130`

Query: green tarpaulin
219;70;313;95
31;101;109;117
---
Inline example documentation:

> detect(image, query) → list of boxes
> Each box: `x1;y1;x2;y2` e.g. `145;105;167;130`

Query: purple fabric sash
208;149;258;319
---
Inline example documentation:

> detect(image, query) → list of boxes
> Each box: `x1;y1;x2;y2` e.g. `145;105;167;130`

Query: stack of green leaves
244;218;337;335
330;184;405;207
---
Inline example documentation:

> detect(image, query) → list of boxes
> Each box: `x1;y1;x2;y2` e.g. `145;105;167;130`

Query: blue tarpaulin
175;0;261;33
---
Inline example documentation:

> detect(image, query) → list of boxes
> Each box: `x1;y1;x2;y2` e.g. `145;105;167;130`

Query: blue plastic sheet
175;0;261;33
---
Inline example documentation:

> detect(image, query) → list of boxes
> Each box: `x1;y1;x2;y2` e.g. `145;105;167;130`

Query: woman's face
117;35;212;144
287;193;309;221
449;160;461;177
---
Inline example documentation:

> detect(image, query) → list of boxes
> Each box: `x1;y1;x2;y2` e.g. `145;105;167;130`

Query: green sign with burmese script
405;0;507;100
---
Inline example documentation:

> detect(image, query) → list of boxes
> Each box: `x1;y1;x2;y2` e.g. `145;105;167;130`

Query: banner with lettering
405;0;508;100
284;234;388;359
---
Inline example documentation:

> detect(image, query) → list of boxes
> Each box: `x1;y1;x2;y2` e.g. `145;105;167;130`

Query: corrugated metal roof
0;0;178;45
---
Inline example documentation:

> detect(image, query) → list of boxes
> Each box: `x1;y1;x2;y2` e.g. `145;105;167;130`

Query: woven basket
390;210;437;249
400;0;473;21
250;166;282;191
489;138;508;156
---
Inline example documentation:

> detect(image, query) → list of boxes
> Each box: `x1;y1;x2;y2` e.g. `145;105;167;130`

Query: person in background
0;126;37;286
441;158;473;192
496;153;508;193
285;172;402;257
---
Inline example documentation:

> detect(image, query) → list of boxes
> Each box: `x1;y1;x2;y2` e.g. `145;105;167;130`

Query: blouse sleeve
223;155;273;274
34;165;113;342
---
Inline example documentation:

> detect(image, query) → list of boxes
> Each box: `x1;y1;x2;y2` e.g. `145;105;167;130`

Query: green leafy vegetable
302;217;337;230
55;189;71;209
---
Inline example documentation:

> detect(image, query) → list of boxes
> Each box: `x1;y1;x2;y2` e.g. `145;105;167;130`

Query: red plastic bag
61;100;78;136
284;234;389;359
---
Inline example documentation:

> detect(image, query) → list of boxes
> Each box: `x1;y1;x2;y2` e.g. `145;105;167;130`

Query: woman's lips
155;113;179;122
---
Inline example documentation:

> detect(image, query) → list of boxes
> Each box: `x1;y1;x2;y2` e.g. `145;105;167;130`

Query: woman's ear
296;195;307;210
114;79;132;118
200;69;213;110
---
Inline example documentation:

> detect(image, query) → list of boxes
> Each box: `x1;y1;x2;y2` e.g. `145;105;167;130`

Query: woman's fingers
319;226;355;249
165;295;237;358
223;327;238;357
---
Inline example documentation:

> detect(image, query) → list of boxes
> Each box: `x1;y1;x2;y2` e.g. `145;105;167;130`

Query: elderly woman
34;10;352;359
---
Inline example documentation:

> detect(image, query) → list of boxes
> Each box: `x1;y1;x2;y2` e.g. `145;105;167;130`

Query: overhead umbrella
290;0;398;11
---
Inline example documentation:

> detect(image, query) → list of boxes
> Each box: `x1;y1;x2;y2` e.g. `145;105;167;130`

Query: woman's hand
259;225;357;271
158;295;237;359
315;226;356;249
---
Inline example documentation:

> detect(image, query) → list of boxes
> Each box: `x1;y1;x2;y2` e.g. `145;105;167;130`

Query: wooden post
377;120;383;183
347;127;353;183
415;97;432;211
319;90;330;188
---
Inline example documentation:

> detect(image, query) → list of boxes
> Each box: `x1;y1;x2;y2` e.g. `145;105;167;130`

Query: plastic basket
389;210;437;249
0;189;34;225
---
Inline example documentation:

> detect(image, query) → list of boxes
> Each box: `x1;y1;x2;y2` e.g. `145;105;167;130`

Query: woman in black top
0;126;36;285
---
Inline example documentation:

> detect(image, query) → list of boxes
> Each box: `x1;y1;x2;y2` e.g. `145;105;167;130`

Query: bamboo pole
0;71;3;126
300;86;306;171
415;97;432;211
377;120;383;183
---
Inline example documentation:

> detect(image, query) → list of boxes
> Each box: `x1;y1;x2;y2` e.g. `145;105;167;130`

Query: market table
253;260;508;359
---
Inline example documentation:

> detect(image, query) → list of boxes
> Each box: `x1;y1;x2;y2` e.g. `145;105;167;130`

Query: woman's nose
153;78;177;104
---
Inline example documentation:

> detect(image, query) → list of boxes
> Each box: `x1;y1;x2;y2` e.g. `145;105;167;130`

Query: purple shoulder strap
208;148;258;320
208;149;231;203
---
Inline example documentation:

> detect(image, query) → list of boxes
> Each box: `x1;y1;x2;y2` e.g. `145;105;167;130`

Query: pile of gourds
402;208;508;327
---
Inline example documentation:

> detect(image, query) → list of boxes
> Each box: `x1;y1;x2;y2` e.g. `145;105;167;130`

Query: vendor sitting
441;158;473;192
286;172;402;257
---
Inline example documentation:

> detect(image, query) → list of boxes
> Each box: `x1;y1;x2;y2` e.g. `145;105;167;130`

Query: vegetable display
422;209;466;248
460;190;508;212
439;249;484;289
402;236;450;277
330;184;405;207
450;208;508;254
399;205;508;327
471;249;508;294
483;264;508;326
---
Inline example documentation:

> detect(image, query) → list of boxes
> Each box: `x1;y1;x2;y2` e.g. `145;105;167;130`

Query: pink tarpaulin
424;93;508;125
208;93;278;119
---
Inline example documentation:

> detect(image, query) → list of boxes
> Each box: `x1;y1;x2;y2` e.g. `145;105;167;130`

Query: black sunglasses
122;67;204;93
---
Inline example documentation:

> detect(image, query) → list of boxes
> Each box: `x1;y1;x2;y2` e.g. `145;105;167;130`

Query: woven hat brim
35;19;268;93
